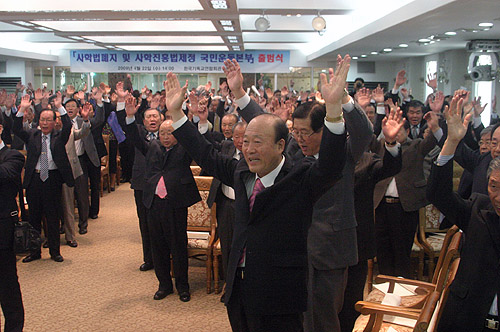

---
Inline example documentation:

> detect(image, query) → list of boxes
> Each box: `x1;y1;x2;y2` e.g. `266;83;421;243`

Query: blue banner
70;50;290;73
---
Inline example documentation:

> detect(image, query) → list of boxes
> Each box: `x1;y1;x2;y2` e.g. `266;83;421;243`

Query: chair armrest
374;275;436;292
355;301;421;319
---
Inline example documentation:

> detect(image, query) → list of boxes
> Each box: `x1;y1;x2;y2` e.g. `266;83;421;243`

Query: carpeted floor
13;184;232;332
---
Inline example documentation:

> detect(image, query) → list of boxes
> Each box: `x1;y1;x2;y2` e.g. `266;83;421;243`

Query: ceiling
0;0;499;64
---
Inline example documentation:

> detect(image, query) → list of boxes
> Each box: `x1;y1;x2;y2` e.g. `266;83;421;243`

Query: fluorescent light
370;51;378;55
223;26;234;31
227;36;237;40
47;67;51;70
220;20;232;26
84;35;224;44
383;48;392;52
296;14;301;17
229;40;238;43
399;43;408;47
429;40;435;44
121;45;229;51
35;26;53;31
211;0;227;9
361;54;367;58
31;20;216;32
232;46;240;50
69;36;84;40
418;38;430;43
445;31;456;36
479;22;493;27
286;14;292;17
352;56;358;60
13;21;34;27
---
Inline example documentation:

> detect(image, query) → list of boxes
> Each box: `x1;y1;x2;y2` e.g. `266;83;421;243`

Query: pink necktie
239;178;265;266
156;176;167;199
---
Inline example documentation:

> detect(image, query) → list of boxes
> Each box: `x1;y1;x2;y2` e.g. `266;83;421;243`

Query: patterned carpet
13;185;232;332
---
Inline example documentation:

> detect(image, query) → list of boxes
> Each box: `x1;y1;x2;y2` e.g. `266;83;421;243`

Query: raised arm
123;95;148;156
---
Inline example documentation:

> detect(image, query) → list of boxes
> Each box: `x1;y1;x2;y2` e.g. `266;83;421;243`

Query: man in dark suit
167;55;349;332
427;94;499;332
406;100;427;140
115;90;161;272
13;93;74;263
373;111;442;277
123;97;200;302
64;98;104;233
294;79;373;332
0;112;25;332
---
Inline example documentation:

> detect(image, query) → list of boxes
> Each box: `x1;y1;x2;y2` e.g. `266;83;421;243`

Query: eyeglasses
39;118;54;123
291;129;318;139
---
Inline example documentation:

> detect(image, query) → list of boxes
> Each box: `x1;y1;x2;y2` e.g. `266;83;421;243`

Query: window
474;80;493;126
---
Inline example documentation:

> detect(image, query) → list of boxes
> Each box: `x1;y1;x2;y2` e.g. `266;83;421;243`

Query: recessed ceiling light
35;26;53;31
383;48;392;52
419;38;430;42
399;43;409;47
232;46;240;50
69;36;84;40
370;51;378;55
296;14;301;17
13;21;34;27
445;31;457;36
220;20;232;26
286;14;292;17
211;0;227;9
227;36;237;40
223;26;234;31
361;54;367;57
479;22;494;27
473;30;479;33
352;56;358;60
47;67;51;70
229;40;238;43
430;40;436;44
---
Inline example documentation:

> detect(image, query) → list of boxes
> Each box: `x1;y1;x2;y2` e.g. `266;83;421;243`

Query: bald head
159;119;177;148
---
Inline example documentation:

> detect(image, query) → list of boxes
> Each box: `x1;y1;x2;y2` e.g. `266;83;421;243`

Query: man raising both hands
165;55;350;332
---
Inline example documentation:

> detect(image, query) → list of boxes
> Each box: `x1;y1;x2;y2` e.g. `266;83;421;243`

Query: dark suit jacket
13;112;74;188
207;139;236;207
408;120;427;140
374;134;437;212
354;148;402;261
173;98;347;315
124;120;200;210
427;159;500;332
454;140;491;196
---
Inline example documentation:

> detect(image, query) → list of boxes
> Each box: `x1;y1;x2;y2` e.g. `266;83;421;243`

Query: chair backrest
433;231;462;294
101;134;110;167
419;204;444;234
431;225;459;284
187;176;216;233
190;165;202;176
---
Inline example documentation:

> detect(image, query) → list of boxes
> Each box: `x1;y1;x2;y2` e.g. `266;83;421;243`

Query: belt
486;316;499;330
384;197;400;203
236;267;245;279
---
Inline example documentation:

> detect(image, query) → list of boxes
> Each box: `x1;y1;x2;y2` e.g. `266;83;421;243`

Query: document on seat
187;231;210;240
373;282;418;297
381;293;417;328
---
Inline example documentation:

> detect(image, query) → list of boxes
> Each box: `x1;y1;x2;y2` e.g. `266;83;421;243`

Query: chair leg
213;254;220;294
206;252;213;294
100;176;104;197
106;174;111;193
418;251;425;281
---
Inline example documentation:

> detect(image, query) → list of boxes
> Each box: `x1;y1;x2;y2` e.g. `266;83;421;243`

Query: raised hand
198;100;209;123
356;87;371;109
222;59;245;99
472;96;487;117
34;88;43;103
91;86;103;102
429;91;444;113
53;91;63;110
320;54;351;107
423;110;440;133
16;81;25;93
281;86;289;98
76;90;85;101
444;95;471;143
115;81;128;102
400;87;409;100
0;89;7;106
99;82;110;95
150;95;161;109
371;84;385;104
426;73;437;91
492;95;497;113
205;81;212;94
394;69;407;89
81;102;91;120
19;94;31;111
220;81;229;99
125;95;138;117
66;84;75;97
141;85;149;95
382;105;405;143
164;72;188;119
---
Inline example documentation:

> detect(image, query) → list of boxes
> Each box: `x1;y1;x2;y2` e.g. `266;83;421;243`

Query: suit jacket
374;134;437;212
427;160;500;332
408;120;427;140
13;112;74;188
65;121;90;179
207;139;236;207
0;145;24;249
74;103;105;167
354;148;402;261
305;103;374;270
124;120;200;210
454;140;491;196
91;102;112;159
173;98;347;315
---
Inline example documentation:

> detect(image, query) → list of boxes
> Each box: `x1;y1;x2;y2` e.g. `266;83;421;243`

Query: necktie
148;132;156;141
411;125;418;138
249;178;264;212
156;176;167;199
40;135;49;182
107;111;126;144
238;151;244;160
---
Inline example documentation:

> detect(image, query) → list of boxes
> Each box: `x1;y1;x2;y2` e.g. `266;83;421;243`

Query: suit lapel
480;208;500;257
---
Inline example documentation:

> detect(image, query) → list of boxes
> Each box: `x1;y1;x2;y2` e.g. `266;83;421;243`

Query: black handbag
13;221;42;254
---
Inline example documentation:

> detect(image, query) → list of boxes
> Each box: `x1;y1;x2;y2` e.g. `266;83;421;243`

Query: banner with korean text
70;50;290;73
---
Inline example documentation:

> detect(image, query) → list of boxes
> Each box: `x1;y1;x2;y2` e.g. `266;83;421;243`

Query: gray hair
487;156;500;180
481;125;495;138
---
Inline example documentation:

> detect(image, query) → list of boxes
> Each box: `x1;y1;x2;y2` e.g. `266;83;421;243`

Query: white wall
0;57;26;82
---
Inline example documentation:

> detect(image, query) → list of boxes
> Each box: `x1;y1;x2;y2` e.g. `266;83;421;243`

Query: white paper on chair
187;231;209;240
381;293;417;328
373;282;418;296
387;327;400;332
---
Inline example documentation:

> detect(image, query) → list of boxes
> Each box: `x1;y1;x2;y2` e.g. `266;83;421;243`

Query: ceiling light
13;21;34;27
383;48;392;52
352;56;358;60
232;46;240;50
370;51;378;55
296;14;301;17
399;43;409;47
479;22;494;27
473;30;479;33
227;36;237;39
223;26;234;31
211;0;227;9
287;14;292;17
419;38;430;43
255;15;270;32
445;31;457;36
69;36;84;40
220;20;232;26
312;14;326;32
429;40;435;44
35;26;53;31
229;40;238;43
47;67;51;70
361;54;367;58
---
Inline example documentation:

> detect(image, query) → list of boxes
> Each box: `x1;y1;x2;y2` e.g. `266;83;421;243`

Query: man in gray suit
64;97;104;234
296;83;373;332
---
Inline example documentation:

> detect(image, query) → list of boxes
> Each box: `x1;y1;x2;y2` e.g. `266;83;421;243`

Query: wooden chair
187;176;217;293
353;231;462;332
212;238;223;294
100;134;110;197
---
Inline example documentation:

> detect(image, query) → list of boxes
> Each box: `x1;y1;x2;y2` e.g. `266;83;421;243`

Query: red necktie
156;176;167;199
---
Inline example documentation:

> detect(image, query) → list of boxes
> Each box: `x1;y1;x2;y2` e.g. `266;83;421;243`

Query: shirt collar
0;141;5;150
255;155;285;188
